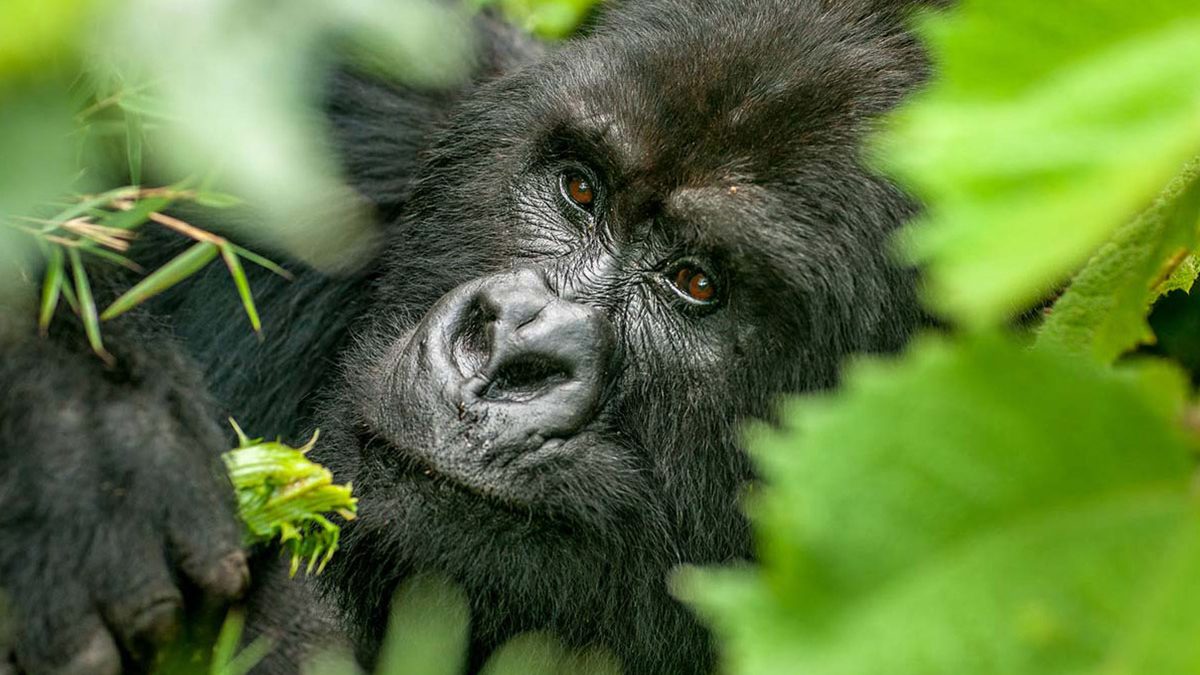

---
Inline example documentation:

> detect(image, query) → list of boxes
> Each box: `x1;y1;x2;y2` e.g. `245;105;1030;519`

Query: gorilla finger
167;516;249;602
16;616;120;675
100;590;183;663
93;534;184;663
160;447;249;602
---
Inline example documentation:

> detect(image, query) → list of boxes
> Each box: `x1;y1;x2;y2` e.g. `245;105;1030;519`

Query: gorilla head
315;0;928;671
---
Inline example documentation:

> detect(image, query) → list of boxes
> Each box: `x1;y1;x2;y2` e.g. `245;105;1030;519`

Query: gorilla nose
452;268;616;444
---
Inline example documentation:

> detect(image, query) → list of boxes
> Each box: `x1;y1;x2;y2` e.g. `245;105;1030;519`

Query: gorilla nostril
483;354;573;400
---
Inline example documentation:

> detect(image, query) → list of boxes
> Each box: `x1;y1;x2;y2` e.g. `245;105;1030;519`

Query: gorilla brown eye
671;264;718;304
561;171;596;210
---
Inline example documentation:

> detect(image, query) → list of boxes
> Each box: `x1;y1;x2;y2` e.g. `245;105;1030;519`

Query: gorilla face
317;0;928;670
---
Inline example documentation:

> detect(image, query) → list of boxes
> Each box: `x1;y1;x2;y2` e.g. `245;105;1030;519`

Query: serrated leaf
875;1;1200;324
1153;254;1199;298
681;334;1200;675
100;240;217;320
1037;161;1200;362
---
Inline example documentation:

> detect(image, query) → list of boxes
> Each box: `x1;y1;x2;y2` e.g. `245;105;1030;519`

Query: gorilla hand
0;334;247;674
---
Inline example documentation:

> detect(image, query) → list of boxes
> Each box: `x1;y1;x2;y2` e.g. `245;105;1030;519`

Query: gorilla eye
669;263;719;305
560;171;596;210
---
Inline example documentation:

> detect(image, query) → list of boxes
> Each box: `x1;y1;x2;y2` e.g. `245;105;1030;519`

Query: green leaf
1037;160;1200;362
101;240;218;320
51;186;138;225
230;244;292;280
1153;254;1199;298
681;334;1200;675
0;0;93;77
219;243;261;333
192;190;243;209
209;609;275;675
97;195;171;230
875;1;1200;324
67;247;112;364
38;245;64;334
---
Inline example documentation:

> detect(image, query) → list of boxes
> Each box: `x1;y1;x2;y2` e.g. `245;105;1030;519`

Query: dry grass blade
147;210;222;244
60;218;136;251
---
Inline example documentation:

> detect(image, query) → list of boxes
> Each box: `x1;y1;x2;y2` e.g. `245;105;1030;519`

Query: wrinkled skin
0;1;932;673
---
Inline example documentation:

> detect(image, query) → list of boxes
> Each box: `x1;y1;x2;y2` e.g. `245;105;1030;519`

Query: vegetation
679;1;1200;673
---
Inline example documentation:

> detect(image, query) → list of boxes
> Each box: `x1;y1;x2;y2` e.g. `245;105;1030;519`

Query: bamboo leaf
231;244;293;280
100;241;218;320
193;190;243;208
38;246;64;335
51;186;138;225
68;248;112;364
100;195;171;230
220;243;261;333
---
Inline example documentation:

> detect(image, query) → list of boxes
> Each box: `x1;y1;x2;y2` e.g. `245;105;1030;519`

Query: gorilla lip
358;427;540;515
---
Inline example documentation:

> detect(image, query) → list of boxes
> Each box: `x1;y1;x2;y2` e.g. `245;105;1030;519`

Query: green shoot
222;420;357;577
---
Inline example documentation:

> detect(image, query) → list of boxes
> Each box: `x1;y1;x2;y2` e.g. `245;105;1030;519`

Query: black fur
0;1;933;673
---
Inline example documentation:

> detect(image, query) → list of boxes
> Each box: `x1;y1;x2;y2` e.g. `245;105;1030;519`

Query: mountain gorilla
0;0;934;672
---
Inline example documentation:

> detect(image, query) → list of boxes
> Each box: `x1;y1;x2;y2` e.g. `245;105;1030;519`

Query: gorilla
0;0;933;672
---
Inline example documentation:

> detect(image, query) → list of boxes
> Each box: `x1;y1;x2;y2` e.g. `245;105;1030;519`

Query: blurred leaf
302;649;362;675
209;609;274;675
681;334;1200;675
479;0;600;39
67;247;111;363
0;0;93;78
193;191;244;209
376;575;470;675
480;633;621;675
0;89;77;219
101;241;218;321
125;110;144;185
875;1;1200;324
1037;160;1200;362
100;0;473;273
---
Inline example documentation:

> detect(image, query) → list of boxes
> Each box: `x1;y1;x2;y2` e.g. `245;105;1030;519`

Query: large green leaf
1037;161;1200;362
680;334;1200;675
875;0;1200;325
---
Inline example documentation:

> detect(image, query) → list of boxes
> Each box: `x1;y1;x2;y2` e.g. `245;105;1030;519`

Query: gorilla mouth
356;427;541;515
